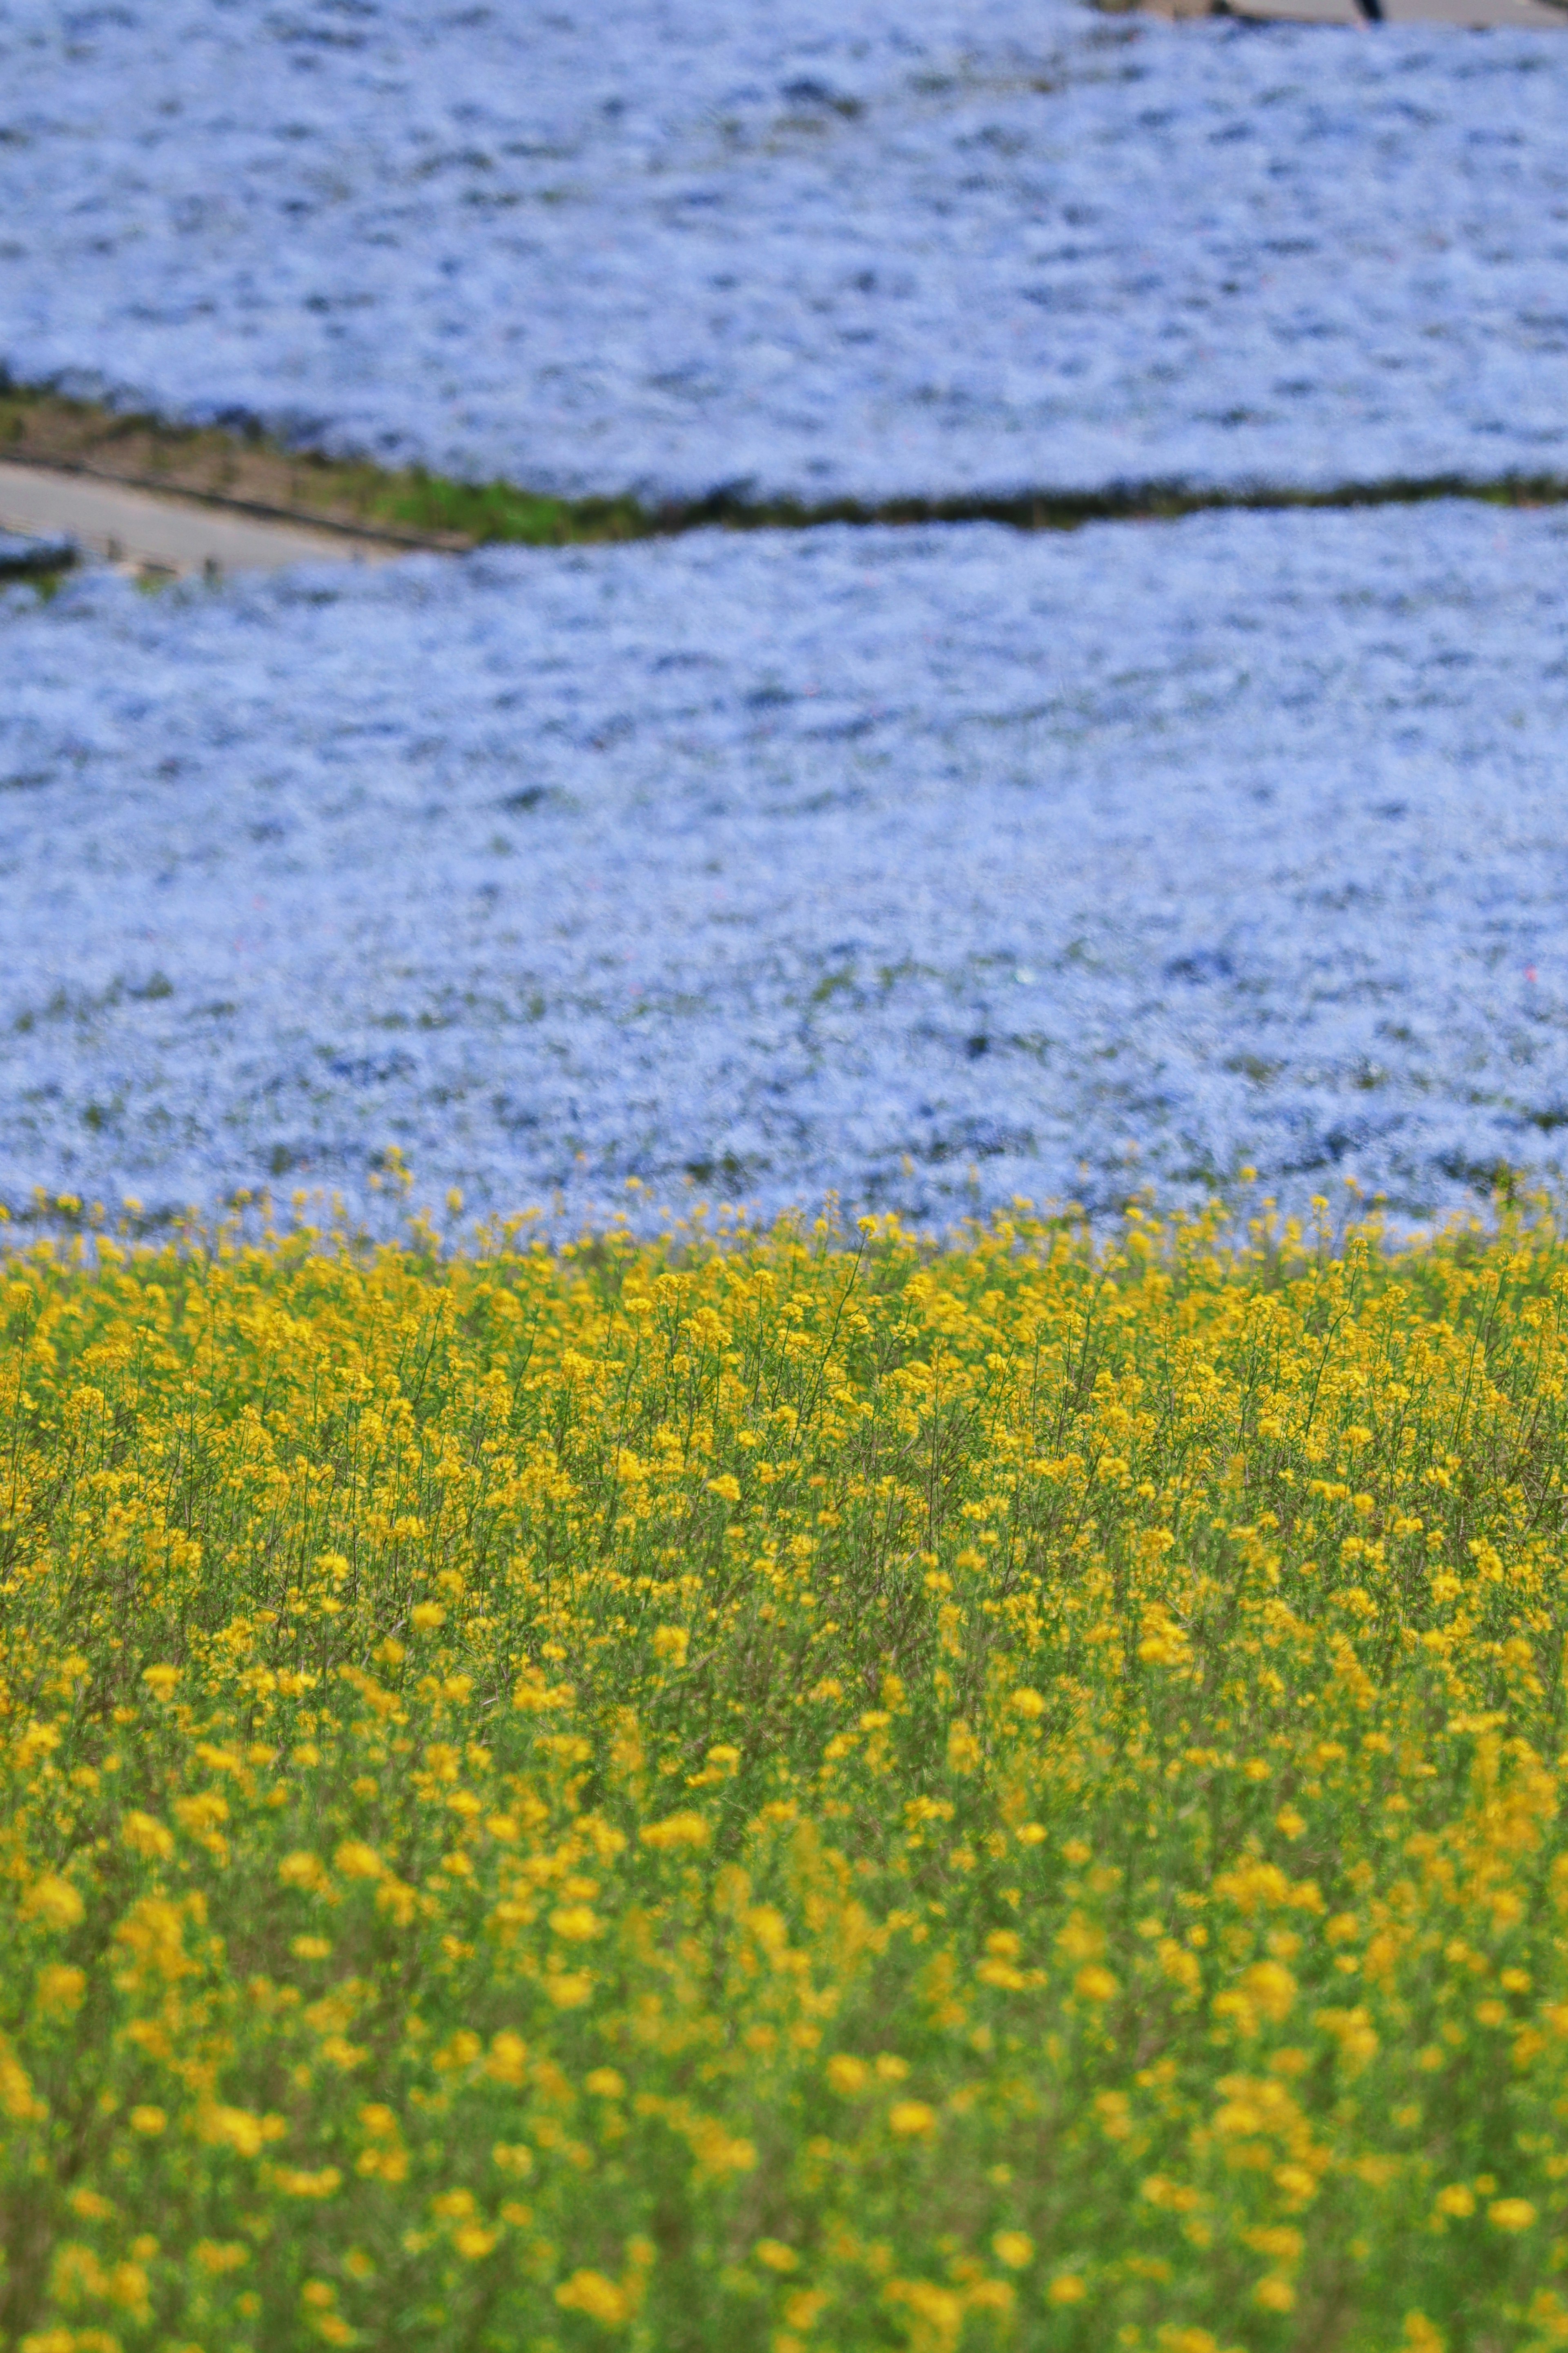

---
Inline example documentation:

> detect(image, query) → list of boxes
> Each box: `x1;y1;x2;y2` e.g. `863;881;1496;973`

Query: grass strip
4;1195;1568;2350
4;380;1567;554
0;386;647;552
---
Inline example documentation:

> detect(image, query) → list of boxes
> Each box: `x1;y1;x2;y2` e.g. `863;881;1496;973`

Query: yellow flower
278;1851;329;1891
273;2168;342;2199
548;1905;600;1943
195;2240;250;2275
13;1201;1568;2345
555;2270;628;2324
1402;2317;1446;2353
827;2055;869;2095
335;1841;384;1880
638;1812;709;1851
200;2106;269;2156
20;1876;84;1931
35;1964;85;2016
486;2034;528;2087
1074;1966;1119;2004
888;2102;937;2139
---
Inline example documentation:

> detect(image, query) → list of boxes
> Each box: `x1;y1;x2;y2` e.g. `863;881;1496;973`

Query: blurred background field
6;502;1568;1238
1;0;1565;508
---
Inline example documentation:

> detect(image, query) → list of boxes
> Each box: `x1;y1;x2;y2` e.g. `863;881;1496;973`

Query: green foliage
4;1201;1568;2353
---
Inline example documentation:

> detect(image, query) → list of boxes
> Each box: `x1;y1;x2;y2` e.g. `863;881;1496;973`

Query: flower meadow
7;1200;1568;2353
7;502;1568;1236
8;15;1568;2352
2;0;1567;506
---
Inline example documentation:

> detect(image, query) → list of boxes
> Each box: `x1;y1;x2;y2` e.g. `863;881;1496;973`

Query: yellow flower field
4;1195;1568;2353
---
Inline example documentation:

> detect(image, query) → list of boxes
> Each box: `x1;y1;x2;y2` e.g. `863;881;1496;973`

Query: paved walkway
0;459;403;577
1147;0;1565;23
1371;0;1566;22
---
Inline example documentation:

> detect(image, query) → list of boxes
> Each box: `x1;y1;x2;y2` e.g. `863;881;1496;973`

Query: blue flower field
1;0;1565;505
5;503;1567;1231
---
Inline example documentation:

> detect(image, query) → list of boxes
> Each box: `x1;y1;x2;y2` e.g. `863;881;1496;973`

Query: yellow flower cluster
5;1196;1568;2353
